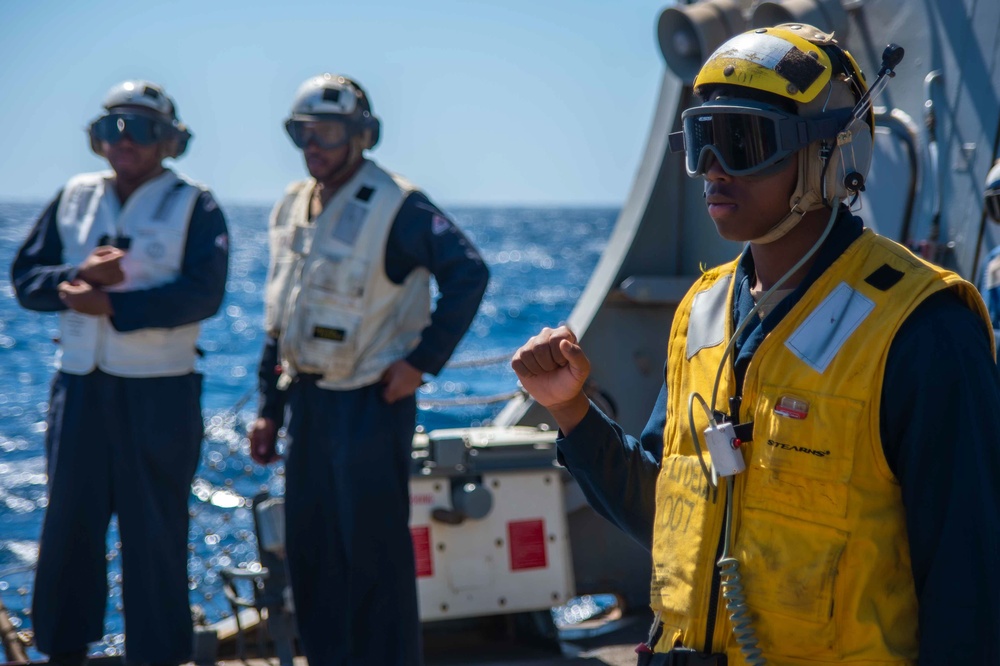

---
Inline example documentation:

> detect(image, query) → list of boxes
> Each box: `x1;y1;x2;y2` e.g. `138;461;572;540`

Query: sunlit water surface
0;200;615;658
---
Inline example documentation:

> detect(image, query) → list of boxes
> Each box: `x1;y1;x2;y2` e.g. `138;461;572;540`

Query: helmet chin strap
748;205;808;245
748;143;829;245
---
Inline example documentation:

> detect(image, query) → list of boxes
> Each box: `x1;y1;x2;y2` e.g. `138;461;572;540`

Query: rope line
418;389;524;408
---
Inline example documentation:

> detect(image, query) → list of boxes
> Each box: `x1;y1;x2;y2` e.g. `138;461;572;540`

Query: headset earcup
172;128;192;159
367;115;381;149
825;122;873;199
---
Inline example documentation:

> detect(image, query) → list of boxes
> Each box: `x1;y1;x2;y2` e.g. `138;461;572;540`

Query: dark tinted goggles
90;113;172;146
987;190;1000;222
285;119;351;150
667;101;852;177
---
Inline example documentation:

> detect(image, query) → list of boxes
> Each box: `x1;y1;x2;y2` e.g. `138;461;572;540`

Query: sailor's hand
249;417;281;464
58;280;114;315
78;246;125;287
511;326;591;433
381;360;424;404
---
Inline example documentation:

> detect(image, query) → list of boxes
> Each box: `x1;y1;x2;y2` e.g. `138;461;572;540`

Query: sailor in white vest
249;74;487;665
11;80;229;666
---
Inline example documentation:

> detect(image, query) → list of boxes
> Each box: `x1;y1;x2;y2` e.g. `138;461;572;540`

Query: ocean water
0;200;615;658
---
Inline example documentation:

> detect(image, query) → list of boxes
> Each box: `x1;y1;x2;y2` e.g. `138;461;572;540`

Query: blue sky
0;0;669;206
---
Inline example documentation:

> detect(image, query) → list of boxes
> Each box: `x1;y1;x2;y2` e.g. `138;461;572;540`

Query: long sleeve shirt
558;210;1000;664
12;187;229;331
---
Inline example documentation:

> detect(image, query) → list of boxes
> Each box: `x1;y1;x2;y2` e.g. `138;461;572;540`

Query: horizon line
0;196;625;210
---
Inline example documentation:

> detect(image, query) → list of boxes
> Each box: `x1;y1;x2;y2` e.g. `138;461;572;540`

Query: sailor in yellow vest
249;74;488;665
11;80;229;665
513;25;1000;665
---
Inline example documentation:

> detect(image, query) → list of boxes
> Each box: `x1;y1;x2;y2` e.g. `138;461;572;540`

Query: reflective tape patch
709;32;825;92
687;275;732;360
785;282;875;373
331;202;366;246
431;214;452;236
711;32;797;73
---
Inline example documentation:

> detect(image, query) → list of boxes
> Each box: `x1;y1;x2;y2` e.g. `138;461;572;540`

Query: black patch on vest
355;185;374;202
864;264;905;291
774;47;826;93
313;326;346;342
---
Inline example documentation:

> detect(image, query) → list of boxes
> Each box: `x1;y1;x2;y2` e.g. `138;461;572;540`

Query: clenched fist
511;326;592;434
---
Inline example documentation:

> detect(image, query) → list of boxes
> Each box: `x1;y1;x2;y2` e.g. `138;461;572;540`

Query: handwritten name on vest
660;456;710;534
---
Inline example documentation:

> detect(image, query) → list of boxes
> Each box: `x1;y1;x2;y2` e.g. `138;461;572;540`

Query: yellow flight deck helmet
669;24;876;243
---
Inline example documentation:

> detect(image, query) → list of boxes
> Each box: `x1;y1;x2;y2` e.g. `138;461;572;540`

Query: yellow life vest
651;230;992;664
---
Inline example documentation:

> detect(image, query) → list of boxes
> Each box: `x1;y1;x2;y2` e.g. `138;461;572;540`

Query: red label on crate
507;519;547;571
410;493;435;505
411;526;433;577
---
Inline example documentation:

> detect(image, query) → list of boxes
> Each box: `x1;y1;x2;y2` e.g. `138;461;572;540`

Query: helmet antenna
850;44;905;125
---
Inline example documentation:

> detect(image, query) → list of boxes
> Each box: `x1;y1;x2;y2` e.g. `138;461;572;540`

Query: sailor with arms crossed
250;74;488;665
513;25;1000;665
11;80;229;666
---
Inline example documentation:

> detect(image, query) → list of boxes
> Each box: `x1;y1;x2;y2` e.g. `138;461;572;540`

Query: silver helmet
88;80;192;158
285;74;380;149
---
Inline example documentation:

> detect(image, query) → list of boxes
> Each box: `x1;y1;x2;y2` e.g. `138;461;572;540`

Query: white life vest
265;159;430;390
56;170;204;377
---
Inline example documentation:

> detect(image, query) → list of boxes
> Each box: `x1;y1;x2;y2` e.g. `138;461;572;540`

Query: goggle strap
782;109;853;151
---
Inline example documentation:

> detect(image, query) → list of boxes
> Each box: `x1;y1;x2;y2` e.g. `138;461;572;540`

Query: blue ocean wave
0;200;614;657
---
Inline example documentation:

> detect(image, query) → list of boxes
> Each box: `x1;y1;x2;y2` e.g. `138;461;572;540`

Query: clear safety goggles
89;113;172;146
987;189;1000;222
284;118;351;150
668;101;852;177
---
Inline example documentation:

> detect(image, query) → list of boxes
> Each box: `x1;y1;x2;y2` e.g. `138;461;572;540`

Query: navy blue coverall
258;191;488;665
11;188;229;663
556;210;1000;664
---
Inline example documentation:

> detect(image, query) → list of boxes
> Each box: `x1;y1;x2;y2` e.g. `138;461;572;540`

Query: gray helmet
103;80;179;121
986;160;1000;223
285;74;380;149
89;80;192;158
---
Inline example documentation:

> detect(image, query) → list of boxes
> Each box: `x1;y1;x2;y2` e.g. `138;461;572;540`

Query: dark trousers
32;370;203;662
284;378;422;666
